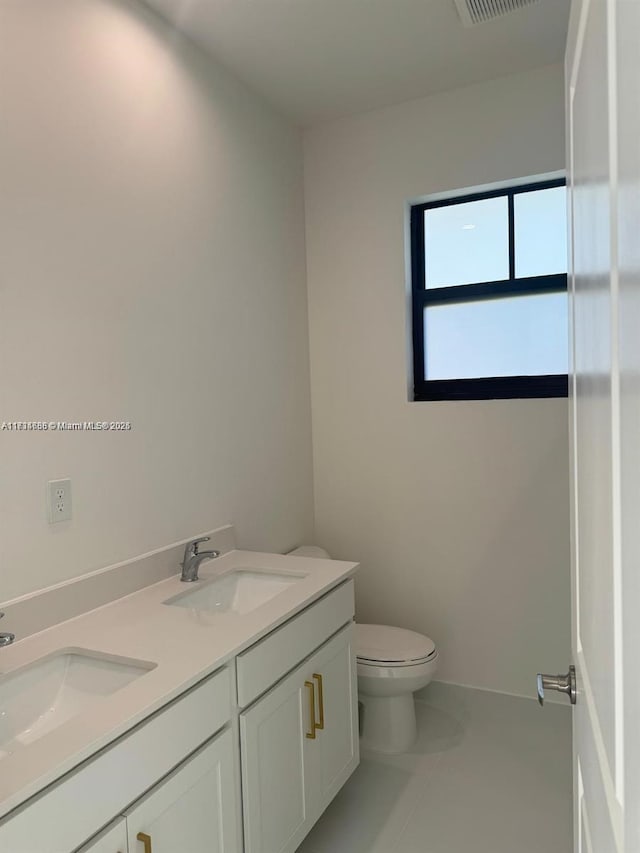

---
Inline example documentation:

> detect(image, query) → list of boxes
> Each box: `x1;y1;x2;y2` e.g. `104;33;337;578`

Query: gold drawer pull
313;673;325;730
137;832;153;853
305;680;317;738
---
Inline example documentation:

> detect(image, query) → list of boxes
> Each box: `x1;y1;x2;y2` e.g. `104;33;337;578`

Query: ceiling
143;0;571;126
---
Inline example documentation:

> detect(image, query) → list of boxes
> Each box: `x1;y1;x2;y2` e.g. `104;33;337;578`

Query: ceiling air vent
453;0;541;26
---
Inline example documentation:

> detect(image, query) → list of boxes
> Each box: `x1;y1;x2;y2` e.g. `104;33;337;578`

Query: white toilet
288;545;439;754
356;623;438;753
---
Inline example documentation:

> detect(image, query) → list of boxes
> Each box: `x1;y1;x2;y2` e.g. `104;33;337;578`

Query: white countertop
0;550;358;820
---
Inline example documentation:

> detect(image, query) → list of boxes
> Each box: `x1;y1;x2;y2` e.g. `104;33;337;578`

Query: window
410;178;568;401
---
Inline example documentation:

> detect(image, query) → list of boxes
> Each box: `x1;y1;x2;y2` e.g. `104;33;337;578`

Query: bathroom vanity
0;548;359;853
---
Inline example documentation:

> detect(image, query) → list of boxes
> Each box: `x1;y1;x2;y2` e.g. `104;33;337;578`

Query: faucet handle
190;536;210;555
181;537;210;567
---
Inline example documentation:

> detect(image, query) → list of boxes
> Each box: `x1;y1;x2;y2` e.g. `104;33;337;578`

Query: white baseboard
416;678;568;706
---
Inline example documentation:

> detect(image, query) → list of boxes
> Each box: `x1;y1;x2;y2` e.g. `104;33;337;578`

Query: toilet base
359;692;417;754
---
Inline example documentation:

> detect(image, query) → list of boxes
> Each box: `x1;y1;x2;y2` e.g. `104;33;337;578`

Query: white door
308;625;359;812
566;0;640;850
76;819;128;853
125;730;240;853
240;657;317;853
240;623;359;853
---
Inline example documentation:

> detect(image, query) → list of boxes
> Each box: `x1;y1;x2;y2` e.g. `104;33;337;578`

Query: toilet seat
356;624;436;667
357;652;437;669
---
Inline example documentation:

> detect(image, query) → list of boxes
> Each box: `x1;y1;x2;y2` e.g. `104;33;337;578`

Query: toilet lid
356;624;436;664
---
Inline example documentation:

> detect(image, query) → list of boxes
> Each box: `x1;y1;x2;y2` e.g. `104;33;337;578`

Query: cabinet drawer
236;580;355;708
0;666;231;853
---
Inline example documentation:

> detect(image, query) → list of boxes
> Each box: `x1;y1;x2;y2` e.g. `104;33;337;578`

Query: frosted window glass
424;293;568;380
515;187;567;278
424;196;509;288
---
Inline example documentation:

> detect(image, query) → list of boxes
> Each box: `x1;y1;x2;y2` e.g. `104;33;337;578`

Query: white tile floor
297;683;573;853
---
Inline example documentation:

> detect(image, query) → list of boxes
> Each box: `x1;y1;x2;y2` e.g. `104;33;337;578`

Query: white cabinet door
125;729;240;853
76;819;128;853
310;625;359;811
241;623;358;853
240;665;316;853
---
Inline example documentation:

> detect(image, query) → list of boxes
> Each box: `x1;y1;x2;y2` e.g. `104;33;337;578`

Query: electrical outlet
47;478;72;523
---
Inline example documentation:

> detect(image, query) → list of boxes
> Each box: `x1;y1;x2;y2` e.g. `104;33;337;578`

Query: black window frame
410;177;569;401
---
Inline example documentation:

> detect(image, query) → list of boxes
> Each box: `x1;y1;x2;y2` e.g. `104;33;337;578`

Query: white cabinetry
241;624;358;853
313;625;359;810
0;579;358;853
0;668;233;853
240;658;314;853
78;731;239;853
76;819;127;853
125;731;240;853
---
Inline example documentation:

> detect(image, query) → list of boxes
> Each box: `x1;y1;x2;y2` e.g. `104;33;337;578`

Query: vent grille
453;0;540;26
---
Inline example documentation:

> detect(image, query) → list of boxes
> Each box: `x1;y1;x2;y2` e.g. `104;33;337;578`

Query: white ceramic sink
164;569;303;615
0;650;154;759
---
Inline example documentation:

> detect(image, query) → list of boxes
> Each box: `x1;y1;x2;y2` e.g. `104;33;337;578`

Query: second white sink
0;651;155;759
164;569;303;615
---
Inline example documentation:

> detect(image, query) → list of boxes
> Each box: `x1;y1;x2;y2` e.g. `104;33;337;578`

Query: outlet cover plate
47;478;72;523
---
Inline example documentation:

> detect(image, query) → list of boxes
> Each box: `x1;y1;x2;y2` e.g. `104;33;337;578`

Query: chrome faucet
0;612;15;647
180;537;220;583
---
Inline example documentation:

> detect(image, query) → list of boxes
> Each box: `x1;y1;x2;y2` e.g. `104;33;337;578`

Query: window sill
413;375;568;401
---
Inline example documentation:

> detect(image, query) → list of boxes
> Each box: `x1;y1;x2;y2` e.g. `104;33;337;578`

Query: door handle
304;680;317;739
137;832;153;853
313;673;325;730
537;666;576;706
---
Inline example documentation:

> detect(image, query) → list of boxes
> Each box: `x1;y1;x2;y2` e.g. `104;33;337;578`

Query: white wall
304;64;571;698
0;0;314;602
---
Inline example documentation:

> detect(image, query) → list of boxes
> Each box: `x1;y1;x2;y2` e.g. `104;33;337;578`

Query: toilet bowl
288;546;439;755
356;624;438;753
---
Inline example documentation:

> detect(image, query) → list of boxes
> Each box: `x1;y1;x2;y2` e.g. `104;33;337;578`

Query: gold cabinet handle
304;680;317;739
137;832;153;853
313;673;325;730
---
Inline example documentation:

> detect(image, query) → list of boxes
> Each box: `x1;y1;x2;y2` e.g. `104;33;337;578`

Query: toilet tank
287;545;331;559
